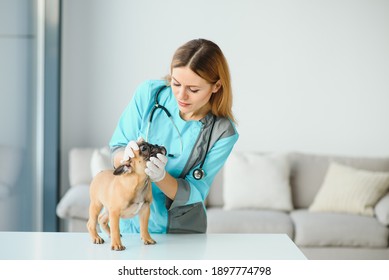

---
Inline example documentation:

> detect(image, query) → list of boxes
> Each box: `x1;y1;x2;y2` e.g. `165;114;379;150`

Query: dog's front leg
109;209;125;251
139;203;156;245
87;201;104;244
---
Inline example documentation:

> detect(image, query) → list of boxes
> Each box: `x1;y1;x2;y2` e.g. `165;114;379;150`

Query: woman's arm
109;81;157;167
154;173;178;200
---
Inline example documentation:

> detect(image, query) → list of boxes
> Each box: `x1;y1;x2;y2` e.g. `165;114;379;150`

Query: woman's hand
121;140;139;163
145;154;168;182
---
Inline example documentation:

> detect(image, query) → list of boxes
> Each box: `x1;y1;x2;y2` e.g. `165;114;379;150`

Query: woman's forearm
154;172;178;200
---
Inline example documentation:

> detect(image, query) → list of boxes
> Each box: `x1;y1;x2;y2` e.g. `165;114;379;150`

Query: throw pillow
90;147;112;177
374;192;389;225
223;152;293;211
309;162;389;216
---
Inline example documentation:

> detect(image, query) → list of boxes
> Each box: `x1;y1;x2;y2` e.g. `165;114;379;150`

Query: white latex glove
121;140;139;163
145;153;168;182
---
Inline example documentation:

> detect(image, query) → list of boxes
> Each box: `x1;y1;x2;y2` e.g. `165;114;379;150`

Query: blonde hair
166;39;236;123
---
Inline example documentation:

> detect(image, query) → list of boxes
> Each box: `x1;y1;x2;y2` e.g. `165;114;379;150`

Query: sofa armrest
69;148;95;186
56;184;90;220
375;192;389;226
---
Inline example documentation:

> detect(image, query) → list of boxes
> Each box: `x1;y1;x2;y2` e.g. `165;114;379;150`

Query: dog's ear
113;165;132;176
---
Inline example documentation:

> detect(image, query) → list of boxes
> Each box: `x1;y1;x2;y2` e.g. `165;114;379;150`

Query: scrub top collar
199;112;215;126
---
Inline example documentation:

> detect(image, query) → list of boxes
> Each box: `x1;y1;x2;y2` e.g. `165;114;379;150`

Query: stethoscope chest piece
193;168;205;180
193;168;204;180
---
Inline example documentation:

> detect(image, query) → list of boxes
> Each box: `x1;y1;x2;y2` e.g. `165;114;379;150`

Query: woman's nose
177;87;189;100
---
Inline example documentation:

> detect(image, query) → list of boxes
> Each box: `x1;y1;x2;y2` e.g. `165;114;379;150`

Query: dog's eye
140;145;149;152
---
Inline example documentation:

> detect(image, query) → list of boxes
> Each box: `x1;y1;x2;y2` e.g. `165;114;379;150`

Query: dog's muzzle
138;142;167;160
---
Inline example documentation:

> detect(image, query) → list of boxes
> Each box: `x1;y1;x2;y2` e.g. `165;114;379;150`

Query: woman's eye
172;83;180;87
189;88;199;93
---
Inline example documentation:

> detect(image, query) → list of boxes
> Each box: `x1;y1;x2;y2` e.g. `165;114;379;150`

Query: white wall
61;0;389;191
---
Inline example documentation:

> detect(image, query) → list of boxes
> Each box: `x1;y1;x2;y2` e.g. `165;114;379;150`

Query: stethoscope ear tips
193;168;205;180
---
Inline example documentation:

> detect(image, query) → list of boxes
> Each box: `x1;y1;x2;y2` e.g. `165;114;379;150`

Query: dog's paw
92;236;104;244
142;236;156;245
111;243;126;251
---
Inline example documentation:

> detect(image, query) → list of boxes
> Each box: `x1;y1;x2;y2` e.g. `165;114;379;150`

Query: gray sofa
56;148;389;260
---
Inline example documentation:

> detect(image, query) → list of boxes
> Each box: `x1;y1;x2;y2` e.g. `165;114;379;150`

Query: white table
0;232;306;260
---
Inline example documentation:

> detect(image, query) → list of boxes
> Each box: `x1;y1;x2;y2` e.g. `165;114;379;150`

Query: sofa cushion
309;162;389;216
288;152;389;208
206;207;294;239
56;184;90;220
375;192;389;225
223;152;293;211
291;209;389;248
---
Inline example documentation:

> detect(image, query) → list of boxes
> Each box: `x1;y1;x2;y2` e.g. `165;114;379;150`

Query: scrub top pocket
167;202;207;233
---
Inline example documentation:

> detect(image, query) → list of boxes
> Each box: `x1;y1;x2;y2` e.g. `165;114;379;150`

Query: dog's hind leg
87;201;104;244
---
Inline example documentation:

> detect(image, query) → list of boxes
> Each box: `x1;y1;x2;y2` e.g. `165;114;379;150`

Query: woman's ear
212;80;222;93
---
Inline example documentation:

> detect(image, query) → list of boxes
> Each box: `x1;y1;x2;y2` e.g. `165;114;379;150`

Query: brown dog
87;140;166;250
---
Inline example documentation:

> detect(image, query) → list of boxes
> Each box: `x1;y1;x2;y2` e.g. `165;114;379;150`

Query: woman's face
171;67;220;121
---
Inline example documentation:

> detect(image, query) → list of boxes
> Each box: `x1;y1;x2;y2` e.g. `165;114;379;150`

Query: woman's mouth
178;100;190;107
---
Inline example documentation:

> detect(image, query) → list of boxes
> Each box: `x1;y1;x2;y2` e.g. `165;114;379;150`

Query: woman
109;38;239;234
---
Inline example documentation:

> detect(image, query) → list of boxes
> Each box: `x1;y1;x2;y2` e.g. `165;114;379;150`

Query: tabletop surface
0;232;306;260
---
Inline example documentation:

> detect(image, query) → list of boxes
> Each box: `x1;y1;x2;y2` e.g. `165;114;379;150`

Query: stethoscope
146;86;216;180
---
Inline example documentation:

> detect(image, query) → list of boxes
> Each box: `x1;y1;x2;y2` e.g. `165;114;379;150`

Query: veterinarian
109;38;239;234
